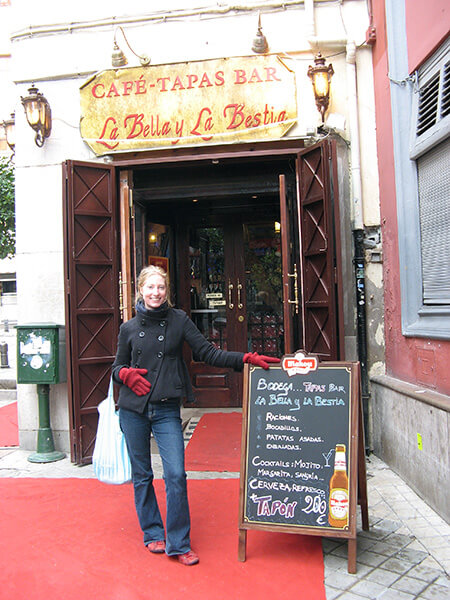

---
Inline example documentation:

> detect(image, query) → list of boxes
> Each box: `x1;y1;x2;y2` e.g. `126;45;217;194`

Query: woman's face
140;274;167;310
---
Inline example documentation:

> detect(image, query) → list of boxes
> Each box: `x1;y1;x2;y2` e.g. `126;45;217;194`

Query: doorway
133;158;294;407
142;179;284;407
64;140;344;461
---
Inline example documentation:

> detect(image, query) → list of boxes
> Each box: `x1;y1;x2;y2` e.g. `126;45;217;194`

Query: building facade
6;0;389;498
370;0;449;521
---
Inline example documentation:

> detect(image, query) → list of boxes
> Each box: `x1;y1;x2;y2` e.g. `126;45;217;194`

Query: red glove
243;352;281;370
119;367;151;396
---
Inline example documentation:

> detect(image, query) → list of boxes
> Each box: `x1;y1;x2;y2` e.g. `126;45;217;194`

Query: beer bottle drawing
328;444;349;528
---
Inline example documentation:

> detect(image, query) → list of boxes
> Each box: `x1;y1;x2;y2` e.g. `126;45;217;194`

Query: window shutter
418;136;450;304
416;72;439;136
410;37;450;160
442;60;450;119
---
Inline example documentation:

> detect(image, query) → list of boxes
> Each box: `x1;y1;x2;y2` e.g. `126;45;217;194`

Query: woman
112;265;279;566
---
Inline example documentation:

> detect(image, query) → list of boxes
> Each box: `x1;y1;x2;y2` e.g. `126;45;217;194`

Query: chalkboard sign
238;352;368;573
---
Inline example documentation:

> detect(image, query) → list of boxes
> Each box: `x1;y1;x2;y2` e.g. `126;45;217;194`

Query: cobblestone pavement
323;455;449;600
0;401;448;599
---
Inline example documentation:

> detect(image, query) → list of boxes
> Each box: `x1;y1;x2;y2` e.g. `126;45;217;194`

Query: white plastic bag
93;380;132;484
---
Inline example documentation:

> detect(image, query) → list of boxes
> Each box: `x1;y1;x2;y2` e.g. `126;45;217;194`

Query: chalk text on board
257;377;292;393
265;412;297;421
249;494;297;518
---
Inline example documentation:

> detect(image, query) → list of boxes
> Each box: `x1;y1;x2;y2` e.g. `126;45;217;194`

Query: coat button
141;320;146;325
160;321;166;327
158;335;164;342
157;351;163;358
137;349;142;355
139;331;145;337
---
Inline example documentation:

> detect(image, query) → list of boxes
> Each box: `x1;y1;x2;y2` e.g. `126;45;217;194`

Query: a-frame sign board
238;352;369;573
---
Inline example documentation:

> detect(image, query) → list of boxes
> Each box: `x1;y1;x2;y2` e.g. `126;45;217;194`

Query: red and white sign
282;351;318;376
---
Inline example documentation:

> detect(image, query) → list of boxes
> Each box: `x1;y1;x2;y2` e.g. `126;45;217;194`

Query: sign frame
238;354;368;573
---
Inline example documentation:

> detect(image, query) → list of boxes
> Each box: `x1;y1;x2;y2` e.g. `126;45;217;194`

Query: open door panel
296;140;342;360
63;160;120;464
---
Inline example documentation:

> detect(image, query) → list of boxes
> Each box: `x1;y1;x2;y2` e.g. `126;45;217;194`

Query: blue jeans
119;401;190;555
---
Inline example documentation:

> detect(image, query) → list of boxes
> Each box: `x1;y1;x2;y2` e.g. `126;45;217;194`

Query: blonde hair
137;265;172;306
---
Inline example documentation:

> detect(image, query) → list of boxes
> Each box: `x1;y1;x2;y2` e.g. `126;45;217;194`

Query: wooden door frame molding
280;174;295;354
119;170;133;322
112;139;306;169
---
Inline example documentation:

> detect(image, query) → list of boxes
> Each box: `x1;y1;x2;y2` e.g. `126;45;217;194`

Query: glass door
189;226;229;350
243;222;284;357
186;220;283;407
188;225;241;406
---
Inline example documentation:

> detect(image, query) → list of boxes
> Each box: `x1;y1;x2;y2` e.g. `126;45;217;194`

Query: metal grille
418;136;450;304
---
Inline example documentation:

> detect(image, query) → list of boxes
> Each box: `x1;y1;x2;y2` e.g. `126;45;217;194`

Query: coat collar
135;299;169;320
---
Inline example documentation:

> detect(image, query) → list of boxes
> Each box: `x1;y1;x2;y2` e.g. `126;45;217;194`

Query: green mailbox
16;323;66;384
15;323;66;463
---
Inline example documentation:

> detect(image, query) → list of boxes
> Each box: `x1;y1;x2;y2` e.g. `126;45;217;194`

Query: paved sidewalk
323;454;449;600
0;409;449;599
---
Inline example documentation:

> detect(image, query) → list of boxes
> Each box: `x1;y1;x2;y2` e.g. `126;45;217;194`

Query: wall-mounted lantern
21;84;52;147
308;52;334;122
112;25;150;68
2;112;15;158
251;13;269;54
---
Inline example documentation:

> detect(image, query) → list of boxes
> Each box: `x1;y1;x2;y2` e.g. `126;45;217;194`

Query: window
386;0;450;338
1;279;16;294
411;40;450;310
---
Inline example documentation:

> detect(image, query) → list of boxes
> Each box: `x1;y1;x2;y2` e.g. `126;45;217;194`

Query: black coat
112;304;244;413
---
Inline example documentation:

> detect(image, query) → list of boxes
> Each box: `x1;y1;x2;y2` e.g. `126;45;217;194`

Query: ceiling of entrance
132;156;296;220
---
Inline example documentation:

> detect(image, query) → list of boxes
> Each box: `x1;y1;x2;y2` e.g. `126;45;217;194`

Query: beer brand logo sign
282;351;318;376
80;55;297;155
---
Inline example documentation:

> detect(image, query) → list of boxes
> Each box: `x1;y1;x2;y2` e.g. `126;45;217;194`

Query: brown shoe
177;550;199;566
147;540;166;554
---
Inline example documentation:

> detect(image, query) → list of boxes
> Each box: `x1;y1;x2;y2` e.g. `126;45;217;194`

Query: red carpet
0;478;325;600
185;412;242;471
0;401;18;447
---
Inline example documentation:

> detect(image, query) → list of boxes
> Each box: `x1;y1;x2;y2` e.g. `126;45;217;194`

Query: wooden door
63;161;119;464
296;140;343;360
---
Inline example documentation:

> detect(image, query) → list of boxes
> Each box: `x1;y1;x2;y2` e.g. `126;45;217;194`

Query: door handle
119;271;124;320
237;279;243;309
287;264;299;314
228;280;234;309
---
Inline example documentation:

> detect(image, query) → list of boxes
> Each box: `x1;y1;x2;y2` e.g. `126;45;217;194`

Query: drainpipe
305;0;347;49
346;40;370;451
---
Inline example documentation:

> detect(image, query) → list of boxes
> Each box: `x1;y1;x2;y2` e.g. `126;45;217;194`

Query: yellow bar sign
80;55;297;155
